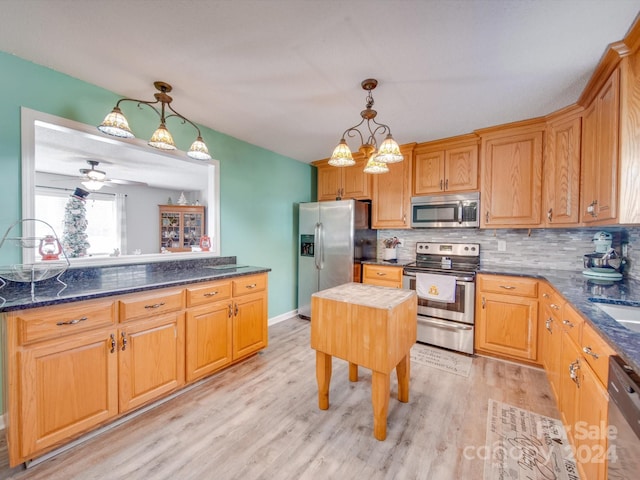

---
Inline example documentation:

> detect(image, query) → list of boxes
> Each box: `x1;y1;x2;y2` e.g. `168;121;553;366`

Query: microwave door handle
458;201;463;224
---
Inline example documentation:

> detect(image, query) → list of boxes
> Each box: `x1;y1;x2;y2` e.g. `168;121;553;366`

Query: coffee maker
583;231;624;280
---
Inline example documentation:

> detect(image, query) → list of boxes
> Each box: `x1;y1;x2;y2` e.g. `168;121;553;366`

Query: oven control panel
415;242;480;257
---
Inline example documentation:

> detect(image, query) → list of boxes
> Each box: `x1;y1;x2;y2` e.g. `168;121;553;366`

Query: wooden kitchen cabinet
543;107;582;226
475;274;539;362
371;143;415;229
315;154;371;201
362;264;403;288
580;68;620;224
478;120;544;228
413;135;479;195
159;204;205;252
539;283;565;403
232;274;269;359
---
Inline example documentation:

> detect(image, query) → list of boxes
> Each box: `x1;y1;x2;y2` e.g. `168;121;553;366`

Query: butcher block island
0;256;270;467
310;283;417;440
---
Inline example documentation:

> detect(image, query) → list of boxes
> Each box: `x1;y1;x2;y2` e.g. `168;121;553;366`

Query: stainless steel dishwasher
607;355;640;479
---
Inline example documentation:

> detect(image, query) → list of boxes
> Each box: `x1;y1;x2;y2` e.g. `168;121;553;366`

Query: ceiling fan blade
106;178;149;187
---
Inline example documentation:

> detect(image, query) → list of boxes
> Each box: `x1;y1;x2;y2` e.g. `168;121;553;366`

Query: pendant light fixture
329;79;403;173
98;81;212;161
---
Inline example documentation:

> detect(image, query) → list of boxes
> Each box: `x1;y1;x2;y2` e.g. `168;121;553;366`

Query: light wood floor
0;317;558;480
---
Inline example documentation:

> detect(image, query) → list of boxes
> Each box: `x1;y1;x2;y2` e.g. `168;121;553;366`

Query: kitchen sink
592;302;640;333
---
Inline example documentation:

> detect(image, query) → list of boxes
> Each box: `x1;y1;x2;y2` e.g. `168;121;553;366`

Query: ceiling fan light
86;169;106;181
82;179;105;191
328;139;356;167
187;136;212;160
363;154;389;174
148;123;177;150
97;107;135;138
375;134;403;163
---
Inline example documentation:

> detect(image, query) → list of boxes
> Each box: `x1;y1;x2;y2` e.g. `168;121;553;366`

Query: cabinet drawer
233;274;267;297
363;264;403;284
119;289;184;321
561;303;584;347
479;275;538;298
581;322;615;386
186;281;232;307
16;299;116;345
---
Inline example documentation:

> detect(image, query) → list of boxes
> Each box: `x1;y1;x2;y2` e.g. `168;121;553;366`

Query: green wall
0;51;315;414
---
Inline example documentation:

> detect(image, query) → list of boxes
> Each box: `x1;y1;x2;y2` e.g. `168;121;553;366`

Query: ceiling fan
79;160;147;191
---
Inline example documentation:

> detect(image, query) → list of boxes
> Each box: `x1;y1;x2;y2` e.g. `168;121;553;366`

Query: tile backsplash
378;226;640;279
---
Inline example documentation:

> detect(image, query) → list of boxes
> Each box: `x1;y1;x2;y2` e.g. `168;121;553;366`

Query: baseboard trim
268;309;298;326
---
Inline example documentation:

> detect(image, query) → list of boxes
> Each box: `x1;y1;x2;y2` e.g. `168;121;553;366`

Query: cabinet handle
245;283;257;289
547;208;553;222
550;303;561;311
445;179;448;190
204;291;219;297
482;297;486;309
587;200;598;217
144;302;166;309
542;293;550;299
545;318;552;332
562;319;574;328
485;211;489;223
228;304;233;318
234;303;239;316
583;346;600;359
499;285;516;290
376;272;387;276
569;360;581;387
110;334;116;353
121;332;127;351
56;316;88;326
440;179;443;190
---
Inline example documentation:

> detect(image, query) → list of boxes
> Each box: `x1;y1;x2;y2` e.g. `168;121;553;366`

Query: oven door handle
403;271;475;283
418;317;473;331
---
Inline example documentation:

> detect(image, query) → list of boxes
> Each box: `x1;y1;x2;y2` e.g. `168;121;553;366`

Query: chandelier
97;81;212;161
329;79;403;174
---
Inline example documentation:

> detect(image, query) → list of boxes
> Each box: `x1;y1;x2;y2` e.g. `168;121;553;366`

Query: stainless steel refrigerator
297;199;376;319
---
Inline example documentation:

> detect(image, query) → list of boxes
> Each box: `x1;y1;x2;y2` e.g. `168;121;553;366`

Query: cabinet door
371;145;414;229
559;333;581;443
342;155;372;199
575;363;609;480
413;150;445;194
19;329;118;458
444;144;478;192
540;301;563;403
317;161;343;201
185;301;233;382
476;292;538;361
233;291;268;360
544;113;581;226
481;129;543;227
581;69;619;223
118;313;185;412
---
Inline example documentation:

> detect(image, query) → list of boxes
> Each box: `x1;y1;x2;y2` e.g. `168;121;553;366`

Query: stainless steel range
402;242;480;354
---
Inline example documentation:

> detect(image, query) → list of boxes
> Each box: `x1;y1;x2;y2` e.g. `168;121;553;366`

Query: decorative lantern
199;235;211;252
39;235;63;260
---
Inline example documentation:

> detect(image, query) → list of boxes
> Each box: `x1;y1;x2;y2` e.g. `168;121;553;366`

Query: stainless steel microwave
410;192;480;228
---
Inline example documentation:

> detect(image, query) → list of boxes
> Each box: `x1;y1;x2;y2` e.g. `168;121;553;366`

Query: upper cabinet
314;154;372;202
543;106;582;227
478;120;544;228
413;134;479;195
371;144;416;229
580;68;620;224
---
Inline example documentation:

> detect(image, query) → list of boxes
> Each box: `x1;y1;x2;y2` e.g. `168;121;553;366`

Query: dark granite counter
480;266;640;373
361;259;413;267
0;256;271;312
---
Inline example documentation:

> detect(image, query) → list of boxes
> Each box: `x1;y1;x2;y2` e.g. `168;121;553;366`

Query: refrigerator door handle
314;222;322;270
316;222;324;270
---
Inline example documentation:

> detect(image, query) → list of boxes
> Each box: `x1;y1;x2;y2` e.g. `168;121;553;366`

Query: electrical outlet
498;240;507;252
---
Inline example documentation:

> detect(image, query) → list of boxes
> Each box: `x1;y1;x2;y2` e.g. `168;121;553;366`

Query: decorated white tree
62;188;90;257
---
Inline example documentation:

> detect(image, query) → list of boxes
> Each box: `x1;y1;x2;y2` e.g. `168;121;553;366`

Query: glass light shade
81;179;105;191
97;107;135;138
86;169;106;181
363;154;389;174
374;134;403;163
148;123;177;150
328;139;356;167
188;136;212;160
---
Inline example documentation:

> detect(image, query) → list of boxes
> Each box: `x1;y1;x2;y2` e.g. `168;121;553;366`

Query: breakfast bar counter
310;283;417;440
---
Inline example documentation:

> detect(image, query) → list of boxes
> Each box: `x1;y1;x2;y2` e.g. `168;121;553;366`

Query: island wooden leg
396;354;410;403
316;351;332;410
349;362;358;382
371;371;390;441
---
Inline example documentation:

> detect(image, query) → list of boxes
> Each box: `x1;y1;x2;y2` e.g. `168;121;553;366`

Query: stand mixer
583;231;624;280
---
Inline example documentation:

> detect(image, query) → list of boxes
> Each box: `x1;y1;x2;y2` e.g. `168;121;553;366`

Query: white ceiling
2;0;639;164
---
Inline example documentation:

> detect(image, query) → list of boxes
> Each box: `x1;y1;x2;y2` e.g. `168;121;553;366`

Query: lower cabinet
3;273;268;467
362;264;403;288
475;274;539;362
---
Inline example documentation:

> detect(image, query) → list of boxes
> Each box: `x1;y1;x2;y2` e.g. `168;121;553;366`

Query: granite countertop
312;282;416;309
0;256;270;312
480;266;640;373
361;259;414;267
